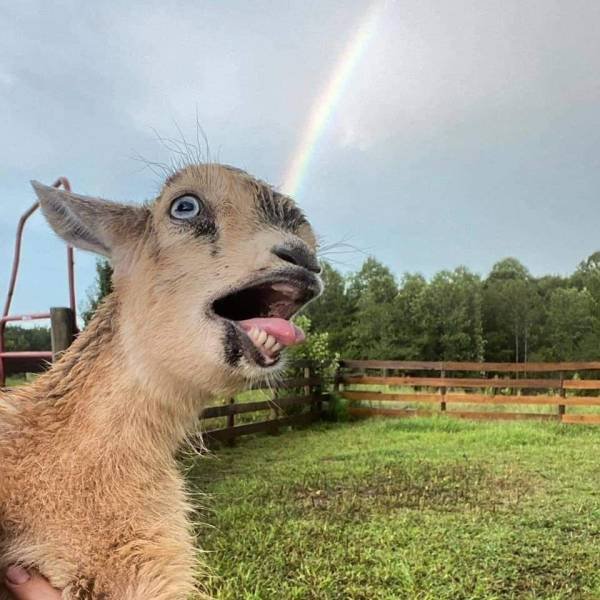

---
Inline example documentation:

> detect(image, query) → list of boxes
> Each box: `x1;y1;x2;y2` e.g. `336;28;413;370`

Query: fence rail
5;359;600;439
199;364;324;445
340;359;600;372
338;360;600;425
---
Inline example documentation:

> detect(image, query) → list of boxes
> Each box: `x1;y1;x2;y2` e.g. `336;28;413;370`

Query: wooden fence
200;363;326;445
200;358;600;446
6;359;600;446
337;360;600;425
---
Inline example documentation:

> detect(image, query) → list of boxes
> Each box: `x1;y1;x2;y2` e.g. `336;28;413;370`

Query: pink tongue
239;318;305;346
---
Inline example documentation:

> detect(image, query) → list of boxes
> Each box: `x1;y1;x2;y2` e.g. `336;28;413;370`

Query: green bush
286;314;339;380
282;315;343;420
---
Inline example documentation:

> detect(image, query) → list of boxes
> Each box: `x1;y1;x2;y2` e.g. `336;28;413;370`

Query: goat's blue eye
170;195;201;219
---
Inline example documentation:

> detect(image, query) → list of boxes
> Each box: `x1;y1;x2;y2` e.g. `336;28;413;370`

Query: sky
1;0;600;320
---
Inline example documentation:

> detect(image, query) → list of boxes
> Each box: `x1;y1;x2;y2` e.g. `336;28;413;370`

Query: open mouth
212;271;320;367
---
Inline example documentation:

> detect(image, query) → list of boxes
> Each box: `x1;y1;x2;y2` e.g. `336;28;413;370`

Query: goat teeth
263;334;277;350
256;330;268;345
248;327;259;340
272;283;300;298
271;342;282;353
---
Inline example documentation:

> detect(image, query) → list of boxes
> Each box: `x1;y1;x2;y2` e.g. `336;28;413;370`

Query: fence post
558;371;566;421
440;368;447;412
334;362;342;395
50;307;76;360
226;397;236;445
303;365;311;397
306;364;322;419
268;387;281;436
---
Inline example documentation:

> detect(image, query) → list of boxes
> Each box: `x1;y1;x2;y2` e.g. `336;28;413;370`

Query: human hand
5;566;61;600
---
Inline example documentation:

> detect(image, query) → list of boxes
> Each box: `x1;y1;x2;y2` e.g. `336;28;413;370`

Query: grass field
189;417;600;599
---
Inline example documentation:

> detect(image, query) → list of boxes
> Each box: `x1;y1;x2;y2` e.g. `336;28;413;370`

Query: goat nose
272;244;321;274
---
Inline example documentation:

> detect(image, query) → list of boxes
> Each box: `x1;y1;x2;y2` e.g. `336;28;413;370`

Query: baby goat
0;164;322;599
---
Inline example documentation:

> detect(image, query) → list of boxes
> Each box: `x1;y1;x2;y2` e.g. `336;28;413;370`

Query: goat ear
31;181;149;258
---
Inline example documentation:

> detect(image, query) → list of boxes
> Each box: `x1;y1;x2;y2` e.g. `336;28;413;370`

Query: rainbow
282;2;385;197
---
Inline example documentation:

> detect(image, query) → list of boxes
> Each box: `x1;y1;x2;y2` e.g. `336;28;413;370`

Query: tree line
3;325;51;352
6;252;600;363
304;253;600;362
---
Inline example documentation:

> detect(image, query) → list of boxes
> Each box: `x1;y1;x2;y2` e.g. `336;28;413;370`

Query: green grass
189;417;600;599
4;374;33;387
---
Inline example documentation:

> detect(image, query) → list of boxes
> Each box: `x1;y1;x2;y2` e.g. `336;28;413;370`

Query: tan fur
0;164;319;599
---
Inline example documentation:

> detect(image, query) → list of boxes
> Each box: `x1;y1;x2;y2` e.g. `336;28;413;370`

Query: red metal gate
0;177;76;386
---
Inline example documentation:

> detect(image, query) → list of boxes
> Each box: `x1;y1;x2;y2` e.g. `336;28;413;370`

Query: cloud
331;1;600;150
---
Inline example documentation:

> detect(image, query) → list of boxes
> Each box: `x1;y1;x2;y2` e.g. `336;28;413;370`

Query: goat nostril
273;246;299;267
272;245;321;274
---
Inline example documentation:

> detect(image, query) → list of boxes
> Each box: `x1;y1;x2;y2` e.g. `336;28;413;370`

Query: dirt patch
294;459;534;515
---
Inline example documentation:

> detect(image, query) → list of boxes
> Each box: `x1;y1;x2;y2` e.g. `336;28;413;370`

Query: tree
347;257;397;305
303;262;353;353
346;258;398;359
572;251;600;311
388;273;429;360
483;258;541;362
535;275;568;304
487;257;531;281
4;325;51;351
82;260;113;325
544;288;599;360
421;267;484;361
